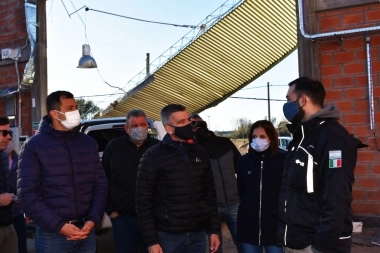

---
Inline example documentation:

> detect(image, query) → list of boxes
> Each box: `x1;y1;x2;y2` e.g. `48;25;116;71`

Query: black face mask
172;123;194;141
194;127;209;141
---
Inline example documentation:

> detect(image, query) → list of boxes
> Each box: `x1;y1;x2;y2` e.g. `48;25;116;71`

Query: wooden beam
316;0;379;11
297;0;320;78
33;0;47;121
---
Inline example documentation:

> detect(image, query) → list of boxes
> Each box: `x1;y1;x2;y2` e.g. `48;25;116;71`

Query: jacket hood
308;104;340;121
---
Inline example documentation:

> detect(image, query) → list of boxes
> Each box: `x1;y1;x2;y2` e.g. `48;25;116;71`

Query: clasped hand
60;220;95;240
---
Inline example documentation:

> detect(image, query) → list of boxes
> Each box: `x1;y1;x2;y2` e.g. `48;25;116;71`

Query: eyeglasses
0;130;13;137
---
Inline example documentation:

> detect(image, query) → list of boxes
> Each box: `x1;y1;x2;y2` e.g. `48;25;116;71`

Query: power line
60;0;70;17
84;7;198;28
230;96;286;102
76;93;125;98
242;84;287;90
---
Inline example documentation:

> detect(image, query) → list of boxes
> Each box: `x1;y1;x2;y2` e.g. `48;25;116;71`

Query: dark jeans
13;214;27;253
242;243;283;253
156;229;206;253
208;202;242;253
35;226;95;253
110;214;147;253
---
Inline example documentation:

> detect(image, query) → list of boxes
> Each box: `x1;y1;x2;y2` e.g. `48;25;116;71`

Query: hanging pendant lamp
77;44;97;68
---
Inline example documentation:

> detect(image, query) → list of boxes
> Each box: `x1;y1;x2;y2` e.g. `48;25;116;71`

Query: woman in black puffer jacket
236;120;287;253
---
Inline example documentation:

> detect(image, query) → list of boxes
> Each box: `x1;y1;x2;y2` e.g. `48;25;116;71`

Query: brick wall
316;3;380;216
0;0;32;134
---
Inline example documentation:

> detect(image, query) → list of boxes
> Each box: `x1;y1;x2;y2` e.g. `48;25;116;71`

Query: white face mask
250;138;270;152
55;110;81;130
129;127;148;143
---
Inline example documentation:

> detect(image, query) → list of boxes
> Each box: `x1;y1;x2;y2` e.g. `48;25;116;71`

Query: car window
87;128;126;152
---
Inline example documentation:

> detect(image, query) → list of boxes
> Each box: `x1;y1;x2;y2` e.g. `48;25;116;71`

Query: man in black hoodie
102;109;159;253
278;77;357;253
190;114;242;253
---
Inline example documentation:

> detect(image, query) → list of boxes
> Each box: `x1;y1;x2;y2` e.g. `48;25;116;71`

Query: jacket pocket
287;192;320;228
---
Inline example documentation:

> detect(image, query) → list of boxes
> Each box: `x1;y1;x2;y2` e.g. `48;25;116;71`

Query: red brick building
0;0;31;133
0;0;45;149
299;0;380;224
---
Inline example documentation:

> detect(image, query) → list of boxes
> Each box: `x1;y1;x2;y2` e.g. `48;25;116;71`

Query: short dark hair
0;117;10;126
161;104;186;125
289;77;326;107
46;91;74;115
248;120;278;156
126;109;146;122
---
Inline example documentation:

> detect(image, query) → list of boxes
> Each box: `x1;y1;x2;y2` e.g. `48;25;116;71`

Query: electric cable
242;84;287;90
85;7;198;28
76;93;125;98
230;96;286;102
60;0;70;17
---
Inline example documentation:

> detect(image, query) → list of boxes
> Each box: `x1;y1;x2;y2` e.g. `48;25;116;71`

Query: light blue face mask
250;138;269;152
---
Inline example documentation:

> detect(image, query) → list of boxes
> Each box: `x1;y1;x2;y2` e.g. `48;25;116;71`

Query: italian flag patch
329;150;342;168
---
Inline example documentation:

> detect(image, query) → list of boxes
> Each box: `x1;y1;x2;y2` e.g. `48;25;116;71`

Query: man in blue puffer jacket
18;91;108;253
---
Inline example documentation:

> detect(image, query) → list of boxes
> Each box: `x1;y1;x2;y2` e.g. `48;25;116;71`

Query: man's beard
291;107;305;124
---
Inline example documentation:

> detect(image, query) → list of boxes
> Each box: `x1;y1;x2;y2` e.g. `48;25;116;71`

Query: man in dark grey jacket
190;114;242;253
0;116;17;253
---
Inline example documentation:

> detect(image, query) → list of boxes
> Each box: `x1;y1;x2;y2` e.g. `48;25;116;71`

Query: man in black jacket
102;109;159;253
0;116;18;253
190;114;242;253
136;104;220;253
278;77;357;253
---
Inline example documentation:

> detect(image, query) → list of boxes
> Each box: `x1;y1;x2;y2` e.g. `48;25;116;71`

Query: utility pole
33;0;48;126
267;82;271;122
146;53;150;76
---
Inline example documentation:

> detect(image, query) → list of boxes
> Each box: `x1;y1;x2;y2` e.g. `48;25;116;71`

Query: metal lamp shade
77;44;97;68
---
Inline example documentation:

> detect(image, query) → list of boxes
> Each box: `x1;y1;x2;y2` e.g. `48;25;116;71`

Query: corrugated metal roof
98;0;297;120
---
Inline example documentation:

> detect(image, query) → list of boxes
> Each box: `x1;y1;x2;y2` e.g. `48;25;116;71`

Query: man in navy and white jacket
18;91;108;253
277;77;358;253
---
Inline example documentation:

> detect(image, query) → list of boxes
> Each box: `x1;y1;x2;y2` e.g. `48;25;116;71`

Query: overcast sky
46;0;298;130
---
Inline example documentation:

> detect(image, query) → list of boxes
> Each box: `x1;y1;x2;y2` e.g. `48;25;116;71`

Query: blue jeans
242;243;283;253
208;202;242;253
35;226;96;253
157;229;206;253
110;214;147;253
